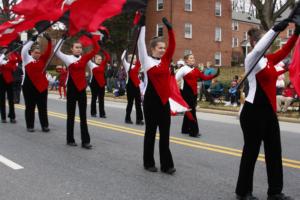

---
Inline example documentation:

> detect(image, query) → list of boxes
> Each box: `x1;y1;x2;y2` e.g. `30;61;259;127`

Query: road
0;93;299;200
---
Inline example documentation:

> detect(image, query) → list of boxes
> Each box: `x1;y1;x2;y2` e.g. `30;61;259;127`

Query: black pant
125;79;143;122
13;81;22;104
0;76;15;120
181;83;199;136
22;76;48;129
143;80;174;171
90;78;105;117
67;77;90;144
236;102;283;196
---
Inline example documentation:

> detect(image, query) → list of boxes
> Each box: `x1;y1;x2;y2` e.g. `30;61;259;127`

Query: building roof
232;11;260;24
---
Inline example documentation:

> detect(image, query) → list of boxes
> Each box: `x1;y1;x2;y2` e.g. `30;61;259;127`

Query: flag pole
230;2;300;94
43;36;65;72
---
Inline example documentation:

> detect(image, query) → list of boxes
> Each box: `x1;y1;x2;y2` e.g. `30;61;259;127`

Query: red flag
68;0;126;35
12;0;64;21
133;11;141;26
168;75;195;121
289;38;300;96
79;34;101;47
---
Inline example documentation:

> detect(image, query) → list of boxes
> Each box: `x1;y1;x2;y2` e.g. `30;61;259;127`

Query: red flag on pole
289;38;300;96
68;0;126;35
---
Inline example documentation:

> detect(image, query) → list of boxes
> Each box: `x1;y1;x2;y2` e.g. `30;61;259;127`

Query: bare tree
251;0;296;30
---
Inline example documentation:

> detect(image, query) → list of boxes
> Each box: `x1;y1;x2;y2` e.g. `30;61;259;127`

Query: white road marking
0;155;24;170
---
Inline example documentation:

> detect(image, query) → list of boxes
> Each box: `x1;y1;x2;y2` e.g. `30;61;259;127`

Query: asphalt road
0;93;299;200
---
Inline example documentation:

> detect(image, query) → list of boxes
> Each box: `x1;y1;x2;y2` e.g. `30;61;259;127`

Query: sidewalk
49;90;300;123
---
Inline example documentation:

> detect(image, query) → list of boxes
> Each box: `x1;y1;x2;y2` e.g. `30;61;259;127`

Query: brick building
145;0;232;67
231;11;260;66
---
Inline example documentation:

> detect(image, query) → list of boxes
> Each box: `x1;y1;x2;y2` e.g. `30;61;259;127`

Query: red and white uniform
21;40;52;93
245;29;298;112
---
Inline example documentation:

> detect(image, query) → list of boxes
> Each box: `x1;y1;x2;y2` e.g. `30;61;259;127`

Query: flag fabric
168;75;195;121
68;0;126;35
289;38;300;96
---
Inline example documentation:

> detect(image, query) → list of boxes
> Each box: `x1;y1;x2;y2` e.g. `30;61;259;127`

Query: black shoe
136;120;144;125
66;142;78;147
189;133;201;138
100;115;106;118
27;128;35;132
42;127;50;132
236;194;259;200
125;119;133;124
91;114;97;117
10;119;17;124
81;143;93;149
144;166;158;172
267;193;294;200
161;167;176;175
1;119;7;123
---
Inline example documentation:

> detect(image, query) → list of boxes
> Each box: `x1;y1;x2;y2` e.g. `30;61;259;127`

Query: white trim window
157;0;164;11
215;27;222;42
184;23;192;39
243;31;248;41
232;21;239;31
185;0;192;11
215;0;222;16
232;37;239;48
156;24;164;37
215;52;222;66
184;49;192;56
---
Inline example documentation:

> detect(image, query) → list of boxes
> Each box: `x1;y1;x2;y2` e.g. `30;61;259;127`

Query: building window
215;27;222;42
232;37;239;48
185;0;192;11
156;24;163;37
184;49;192;56
215;52;222;66
232;21;239;31
287;29;294;37
184;23;192;39
215;0;222;16
243;31;248;41
157;0;164;11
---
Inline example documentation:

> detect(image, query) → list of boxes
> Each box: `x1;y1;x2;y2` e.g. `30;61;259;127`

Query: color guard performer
21;34;52;132
175;54;219;137
56;65;68;99
138;16;176;174
0;52;21;123
88;49;110;118
121;51;144;125
235;21;298;200
55;33;99;149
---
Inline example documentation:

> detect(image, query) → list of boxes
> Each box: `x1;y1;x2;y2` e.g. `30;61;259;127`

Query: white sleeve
21;41;34;66
55;39;72;67
121;50;130;72
0;54;5;65
175;67;185;81
87;60;97;71
245;29;277;73
138;26;152;71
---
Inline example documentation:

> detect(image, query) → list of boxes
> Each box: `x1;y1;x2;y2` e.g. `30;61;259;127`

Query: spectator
225;75;240;107
276;82;296;112
105;63;113;93
203;61;216;101
56;65;67;99
207;78;223;104
118;64;127;96
112;63;119;91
